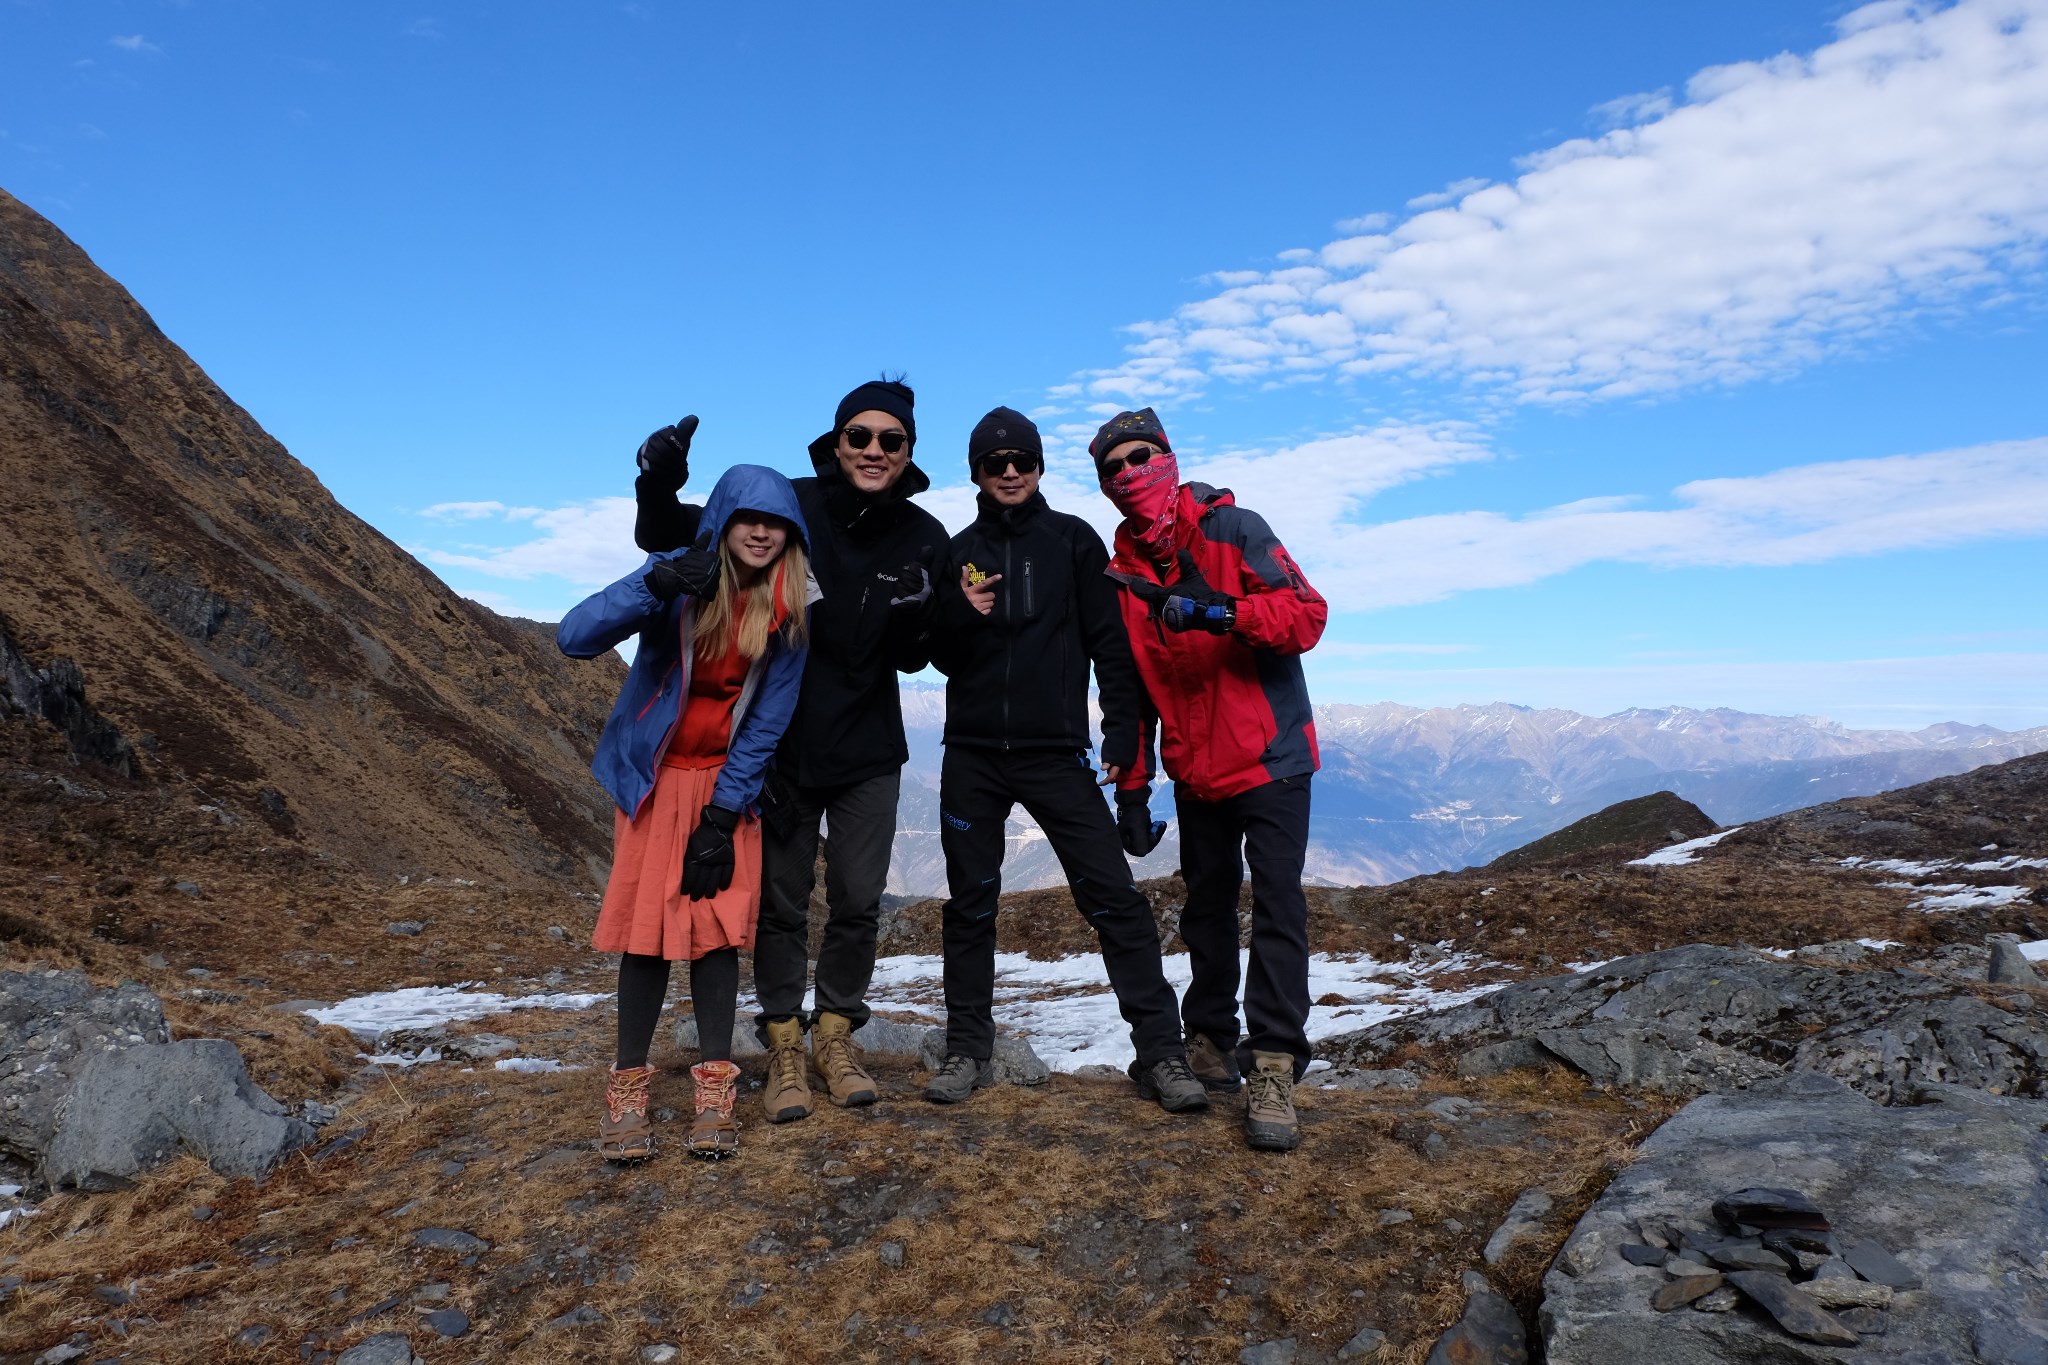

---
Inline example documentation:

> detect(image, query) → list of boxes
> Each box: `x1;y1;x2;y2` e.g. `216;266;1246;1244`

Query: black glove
876;561;932;610
635;415;698;493
644;531;722;604
1158;550;1237;635
681;803;740;901
1115;788;1166;857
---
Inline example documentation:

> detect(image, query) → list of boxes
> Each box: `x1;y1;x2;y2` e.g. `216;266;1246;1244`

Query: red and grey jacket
1106;483;1327;803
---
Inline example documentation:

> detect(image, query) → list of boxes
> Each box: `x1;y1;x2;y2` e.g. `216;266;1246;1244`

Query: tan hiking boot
1244;1051;1302;1152
597;1064;657;1162
811;1011;879;1108
1186;1032;1242;1091
761;1017;813;1123
686;1060;741;1160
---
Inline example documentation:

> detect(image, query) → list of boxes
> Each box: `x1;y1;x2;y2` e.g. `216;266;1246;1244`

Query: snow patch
2020;940;2048;962
309;984;608;1042
867;951;1499;1072
1909;884;2034;912
1627;827;1744;866
494;1057;581;1074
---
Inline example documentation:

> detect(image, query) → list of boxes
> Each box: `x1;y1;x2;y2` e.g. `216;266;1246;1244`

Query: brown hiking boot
597;1064;657;1162
1244;1051;1301;1152
811;1011;878;1107
761;1017;813;1124
686;1060;740;1160
1186;1032;1242;1091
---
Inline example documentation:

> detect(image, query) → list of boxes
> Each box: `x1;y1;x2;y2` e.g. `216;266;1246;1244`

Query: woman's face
724;514;790;573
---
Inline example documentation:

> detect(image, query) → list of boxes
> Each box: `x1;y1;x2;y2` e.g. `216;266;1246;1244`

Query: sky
5;0;2047;730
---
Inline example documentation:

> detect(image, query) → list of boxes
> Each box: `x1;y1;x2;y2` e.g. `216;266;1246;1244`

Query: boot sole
1137;1082;1211;1114
765;1102;813;1124
1245;1123;1302;1152
829;1089;878;1107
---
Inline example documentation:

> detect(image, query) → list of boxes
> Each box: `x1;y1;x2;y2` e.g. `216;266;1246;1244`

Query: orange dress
591;615;763;960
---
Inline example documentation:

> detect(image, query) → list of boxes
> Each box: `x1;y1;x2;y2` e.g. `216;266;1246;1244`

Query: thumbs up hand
645;530;723;603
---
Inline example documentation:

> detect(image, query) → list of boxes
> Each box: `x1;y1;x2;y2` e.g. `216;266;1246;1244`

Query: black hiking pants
938;745;1183;1067
754;770;900;1035
1176;774;1313;1079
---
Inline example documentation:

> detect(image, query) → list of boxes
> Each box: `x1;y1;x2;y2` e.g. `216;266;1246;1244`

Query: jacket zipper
1000;538;1013;749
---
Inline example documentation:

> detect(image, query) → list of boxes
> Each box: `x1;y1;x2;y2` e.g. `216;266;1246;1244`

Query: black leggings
614;948;738;1068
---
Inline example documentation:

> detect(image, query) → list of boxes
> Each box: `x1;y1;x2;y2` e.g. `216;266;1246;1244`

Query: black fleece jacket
931;491;1142;769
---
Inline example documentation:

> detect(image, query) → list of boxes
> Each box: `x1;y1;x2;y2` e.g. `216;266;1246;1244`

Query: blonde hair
694;532;809;663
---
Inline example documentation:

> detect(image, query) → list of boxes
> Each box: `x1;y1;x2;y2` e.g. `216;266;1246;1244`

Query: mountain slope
0;188;621;885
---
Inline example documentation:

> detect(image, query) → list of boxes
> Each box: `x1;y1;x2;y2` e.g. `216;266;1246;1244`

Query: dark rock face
1321;944;2048;1103
1425;1278;1528;1364
42;1037;313;1189
0;617;133;775
1540;1072;2048;1363
0;969;167;1164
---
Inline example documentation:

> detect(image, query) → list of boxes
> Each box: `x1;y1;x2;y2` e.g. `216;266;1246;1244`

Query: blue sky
6;1;2047;729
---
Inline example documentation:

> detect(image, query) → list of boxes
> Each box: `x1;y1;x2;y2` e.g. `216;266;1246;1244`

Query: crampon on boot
687;1060;741;1160
598;1064;657;1162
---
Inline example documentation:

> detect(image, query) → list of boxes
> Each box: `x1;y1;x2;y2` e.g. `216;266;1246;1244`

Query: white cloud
1307;437;2048;609
415;495;642;584
109;34;161;54
1069;0;2048;407
401;18;444;39
420;500;542;521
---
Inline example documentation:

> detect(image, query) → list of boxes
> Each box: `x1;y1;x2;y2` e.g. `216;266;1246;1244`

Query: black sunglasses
1097;444;1159;475
977;451;1041;478
841;425;908;455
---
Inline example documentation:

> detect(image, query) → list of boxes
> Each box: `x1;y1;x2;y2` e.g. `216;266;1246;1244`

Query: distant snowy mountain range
883;685;2048;896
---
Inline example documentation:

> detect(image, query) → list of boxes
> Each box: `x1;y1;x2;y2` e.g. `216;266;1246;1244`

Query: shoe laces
1247;1069;1292;1117
605;1065;655;1123
769;1039;807;1094
693;1062;738;1115
937;1054;979;1082
817;1032;868;1078
1157;1054;1200;1088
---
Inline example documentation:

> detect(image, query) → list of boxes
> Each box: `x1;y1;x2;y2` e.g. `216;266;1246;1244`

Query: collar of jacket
974;488;1048;533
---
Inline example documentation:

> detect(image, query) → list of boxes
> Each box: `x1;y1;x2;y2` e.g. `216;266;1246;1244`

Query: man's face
835;409;911;494
975;452;1041;506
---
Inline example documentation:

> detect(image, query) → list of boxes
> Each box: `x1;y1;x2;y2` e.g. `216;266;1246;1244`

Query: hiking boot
686;1060;740;1160
1130;1053;1211;1113
1185;1032;1242;1091
1244;1051;1301;1152
923;1053;994;1104
597;1064;657;1162
761;1017;813;1124
812;1011;879;1107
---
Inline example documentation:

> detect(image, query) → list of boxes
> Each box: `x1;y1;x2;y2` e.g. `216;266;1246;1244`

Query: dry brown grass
0;1027;1668;1363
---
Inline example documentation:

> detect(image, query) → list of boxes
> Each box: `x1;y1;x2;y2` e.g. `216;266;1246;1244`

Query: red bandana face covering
1103;450;1182;561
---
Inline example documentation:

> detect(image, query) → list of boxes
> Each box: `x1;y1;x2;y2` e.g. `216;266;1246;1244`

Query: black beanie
830;380;917;449
1088;407;1171;465
967;407;1042;471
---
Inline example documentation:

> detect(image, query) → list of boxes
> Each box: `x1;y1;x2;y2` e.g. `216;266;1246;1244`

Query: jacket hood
805;430;934;501
696;463;812;552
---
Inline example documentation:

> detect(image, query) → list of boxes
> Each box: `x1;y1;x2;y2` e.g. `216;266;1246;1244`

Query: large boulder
0;969;168;1164
1321;944;2048;1103
43;1038;314;1190
1540;1072;2048;1363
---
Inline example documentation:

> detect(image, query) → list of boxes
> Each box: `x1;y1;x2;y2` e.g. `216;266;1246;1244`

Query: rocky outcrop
1320;944;2048;1103
0;969;167;1165
0;615;133;775
43;1039;314;1190
1487;790;1716;871
0;970;307;1188
1540;1072;2048;1362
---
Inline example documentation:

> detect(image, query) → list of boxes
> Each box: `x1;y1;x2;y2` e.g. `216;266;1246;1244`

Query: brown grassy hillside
0;188;624;887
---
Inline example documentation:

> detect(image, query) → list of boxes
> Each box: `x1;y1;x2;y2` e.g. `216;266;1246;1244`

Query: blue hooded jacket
557;464;815;820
